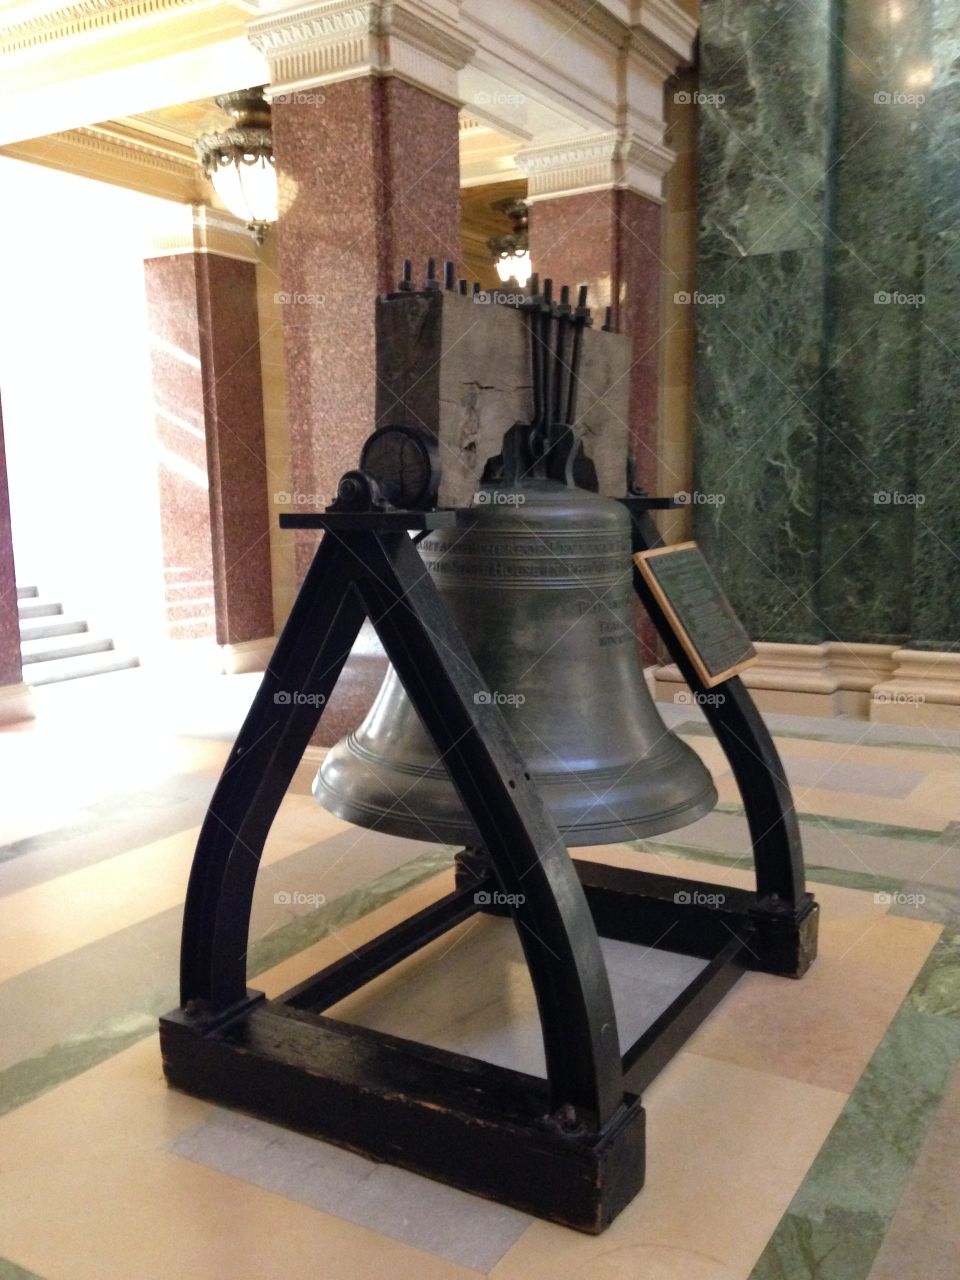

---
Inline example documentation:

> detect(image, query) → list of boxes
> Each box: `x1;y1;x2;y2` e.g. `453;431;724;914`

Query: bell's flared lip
313;777;718;849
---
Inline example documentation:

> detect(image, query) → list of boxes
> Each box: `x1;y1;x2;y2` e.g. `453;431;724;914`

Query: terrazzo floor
1;667;958;1280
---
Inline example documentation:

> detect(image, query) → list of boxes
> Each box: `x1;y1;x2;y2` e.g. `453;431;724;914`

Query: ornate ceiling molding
543;0;695;73
515;127;675;204
249;0;475;102
0;121;204;201
0;0;208;56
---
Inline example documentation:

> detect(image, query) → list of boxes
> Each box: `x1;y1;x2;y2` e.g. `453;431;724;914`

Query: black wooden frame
160;502;818;1233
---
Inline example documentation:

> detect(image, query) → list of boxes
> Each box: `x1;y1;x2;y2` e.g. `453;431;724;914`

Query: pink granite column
271;76;462;740
144;253;273;650
530;189;664;657
0;395;24;693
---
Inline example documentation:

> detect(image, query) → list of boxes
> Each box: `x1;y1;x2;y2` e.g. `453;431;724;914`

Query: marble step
21;633;115;665
26;650;140;686
19;616;89;641
17;598;63;619
16;585;38;600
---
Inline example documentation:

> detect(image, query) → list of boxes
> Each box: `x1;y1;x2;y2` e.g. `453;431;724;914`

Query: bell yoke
160;264;819;1234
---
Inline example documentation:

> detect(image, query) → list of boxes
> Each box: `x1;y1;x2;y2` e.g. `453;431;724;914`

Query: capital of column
515;127;675;206
248;0;475;104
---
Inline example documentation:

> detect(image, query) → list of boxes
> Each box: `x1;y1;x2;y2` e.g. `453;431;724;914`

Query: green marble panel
698;0;832;259
693;251;823;641
911;0;960;649
816;0;930;642
697;0;957;647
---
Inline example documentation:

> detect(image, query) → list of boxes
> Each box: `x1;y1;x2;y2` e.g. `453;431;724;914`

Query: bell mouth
314;736;718;848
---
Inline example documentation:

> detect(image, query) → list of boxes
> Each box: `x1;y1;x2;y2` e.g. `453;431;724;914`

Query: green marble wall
694;0;959;649
911;0;960;650
693;0;833;643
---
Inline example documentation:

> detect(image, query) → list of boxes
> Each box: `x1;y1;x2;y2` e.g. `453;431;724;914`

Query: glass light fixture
195;87;278;243
489;198;531;288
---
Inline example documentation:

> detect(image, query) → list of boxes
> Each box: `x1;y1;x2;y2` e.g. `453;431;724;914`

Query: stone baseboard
871;649;960;728
0;681;35;726
654;641;905;719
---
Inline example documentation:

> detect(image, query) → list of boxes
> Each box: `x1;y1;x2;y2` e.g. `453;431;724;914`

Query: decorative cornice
249;0;475;102
0;121;204;202
544;0;628;51
515;128;675;204
0;0;204;56
544;0;695;71
79;123;197;172
632;0;696;63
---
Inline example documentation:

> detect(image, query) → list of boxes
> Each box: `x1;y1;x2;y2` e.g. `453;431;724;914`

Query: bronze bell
315;477;717;846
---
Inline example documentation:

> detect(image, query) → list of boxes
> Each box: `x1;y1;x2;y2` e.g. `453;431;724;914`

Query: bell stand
159;492;818;1234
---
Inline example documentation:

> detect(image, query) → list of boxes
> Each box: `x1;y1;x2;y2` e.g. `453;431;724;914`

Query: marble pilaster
144;241;273;654
266;71;463;742
693;0;832;644
911;0;960;652
695;0;958;713
816;0;931;644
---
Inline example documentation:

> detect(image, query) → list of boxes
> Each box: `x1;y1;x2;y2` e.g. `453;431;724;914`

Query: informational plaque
635;541;757;688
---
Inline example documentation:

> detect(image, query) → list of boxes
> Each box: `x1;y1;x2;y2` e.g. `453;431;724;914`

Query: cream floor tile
770;735;960;776
0;1039;480;1280
712;776;948;832
687;912;941;1093
684;736;734;781
491;1053;846;1280
685;731;959;830
0;802;350;984
256;869;457;998
570;844;940;1092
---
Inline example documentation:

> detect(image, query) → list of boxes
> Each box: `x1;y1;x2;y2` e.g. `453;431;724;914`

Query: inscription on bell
427;555;629;584
419;533;627;560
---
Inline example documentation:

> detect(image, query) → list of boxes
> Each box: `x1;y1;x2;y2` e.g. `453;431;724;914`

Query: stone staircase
17;585;140;686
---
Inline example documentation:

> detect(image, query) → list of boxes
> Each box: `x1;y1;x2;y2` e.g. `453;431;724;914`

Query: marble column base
654;642;899;717
0;681;35;726
871;650;960;728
